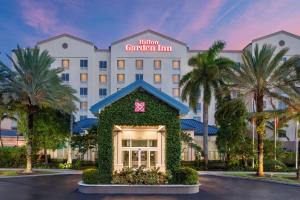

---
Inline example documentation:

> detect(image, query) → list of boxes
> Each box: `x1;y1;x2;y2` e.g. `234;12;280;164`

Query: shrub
112;167;168;185
58;162;72;169
82;168;100;184
172;167;199;185
264;159;288;172
0;147;26;167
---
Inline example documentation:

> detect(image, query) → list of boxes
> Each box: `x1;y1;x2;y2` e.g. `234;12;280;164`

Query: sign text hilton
125;39;173;52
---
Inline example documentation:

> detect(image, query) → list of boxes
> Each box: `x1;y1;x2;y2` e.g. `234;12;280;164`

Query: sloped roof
111;29;187;46
73;118;98;133
252;30;300;42
0;129;20;136
180;119;218;136
37;33;94;46
90;80;189;115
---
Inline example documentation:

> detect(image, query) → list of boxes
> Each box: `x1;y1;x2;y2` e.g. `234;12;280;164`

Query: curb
205;174;300;187
0;169;82;179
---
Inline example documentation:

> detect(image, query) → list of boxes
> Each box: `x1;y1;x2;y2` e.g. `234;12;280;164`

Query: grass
225;172;300;185
0;170;56;176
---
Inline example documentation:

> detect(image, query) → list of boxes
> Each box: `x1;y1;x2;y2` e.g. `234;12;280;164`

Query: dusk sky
1;0;300;64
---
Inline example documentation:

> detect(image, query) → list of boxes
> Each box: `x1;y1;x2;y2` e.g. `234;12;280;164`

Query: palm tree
180;41;234;168
224;44;300;176
0;46;77;173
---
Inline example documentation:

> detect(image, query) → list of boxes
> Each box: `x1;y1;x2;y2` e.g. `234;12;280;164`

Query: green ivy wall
97;89;181;183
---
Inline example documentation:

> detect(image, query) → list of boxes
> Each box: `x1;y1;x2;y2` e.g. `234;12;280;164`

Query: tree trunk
256;94;265;177
25;111;34;174
44;137;48;165
203;101;209;170
0;121;3;147
67;114;73;164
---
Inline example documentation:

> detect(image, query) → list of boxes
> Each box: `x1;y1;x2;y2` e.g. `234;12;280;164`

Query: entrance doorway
113;126;166;171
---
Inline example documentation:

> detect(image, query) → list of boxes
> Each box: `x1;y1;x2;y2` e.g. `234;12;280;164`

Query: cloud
19;0;84;36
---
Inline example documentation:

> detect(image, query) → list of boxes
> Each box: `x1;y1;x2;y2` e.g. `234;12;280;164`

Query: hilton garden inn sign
125;39;173;52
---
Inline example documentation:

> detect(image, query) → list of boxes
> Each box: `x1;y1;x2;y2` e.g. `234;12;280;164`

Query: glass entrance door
130;149;148;168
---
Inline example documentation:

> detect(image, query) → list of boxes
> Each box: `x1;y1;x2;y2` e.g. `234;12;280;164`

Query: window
263;100;267;109
99;75;107;84
80;88;88;96
135;74;143;81
154;60;161;70
117;74;125;83
172;60;180;69
173;88;180;97
282;57;287;62
80;73;88;82
154;74;161;83
278;101;287;109
99;88;107;97
61;73;69;82
193;116;201;121
99;61;107;70
136;60;143;70
80;102;88;111
196;103;201;111
80;59;88;68
172;74;180;84
117;60;125;69
62;59;69;69
80;115;87;120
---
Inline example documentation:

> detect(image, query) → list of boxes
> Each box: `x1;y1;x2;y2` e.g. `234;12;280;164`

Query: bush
0;147;26;167
264;159;288;172
82;168;100;184
172;167;199;185
58;162;72;169
112;167;169;185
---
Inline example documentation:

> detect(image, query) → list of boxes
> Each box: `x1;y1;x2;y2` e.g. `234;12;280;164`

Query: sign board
125;39;172;52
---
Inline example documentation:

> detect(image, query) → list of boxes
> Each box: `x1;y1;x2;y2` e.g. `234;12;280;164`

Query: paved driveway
0;174;299;200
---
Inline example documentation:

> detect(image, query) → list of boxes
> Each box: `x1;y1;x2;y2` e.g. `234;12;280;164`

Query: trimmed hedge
97;90;181;183
82;168;100;184
0;147;26;167
172;167;199;185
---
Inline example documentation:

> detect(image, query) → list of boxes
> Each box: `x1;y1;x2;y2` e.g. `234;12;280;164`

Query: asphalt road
0;174;299;200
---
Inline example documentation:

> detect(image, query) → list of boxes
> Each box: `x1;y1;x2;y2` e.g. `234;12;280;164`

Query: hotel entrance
113;125;166;171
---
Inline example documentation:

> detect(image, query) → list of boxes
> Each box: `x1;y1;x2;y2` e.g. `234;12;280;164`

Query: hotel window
135;74;143;81
136;60;143;70
62;59;69;70
80;59;88;68
117;60;125;69
172;60;180;70
80;73;88;82
154;74;161;83
61;73;69;82
196;103;201;112
278;101;287;109
80;101;88;111
282;57;287;62
80;88;88;96
154;60;161;70
99;75;107;84
99;61;107;70
117;74;125;83
263;100;267;109
172;88;180;97
172;74;180;84
99;88;107;97
80;115;87;120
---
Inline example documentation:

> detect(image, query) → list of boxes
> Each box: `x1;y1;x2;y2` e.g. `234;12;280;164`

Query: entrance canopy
90;80;189;115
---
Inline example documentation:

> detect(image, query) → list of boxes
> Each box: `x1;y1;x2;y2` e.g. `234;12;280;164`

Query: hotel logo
125;39;173;52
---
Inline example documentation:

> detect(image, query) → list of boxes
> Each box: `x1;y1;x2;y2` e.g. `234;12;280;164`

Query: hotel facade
1;30;299;167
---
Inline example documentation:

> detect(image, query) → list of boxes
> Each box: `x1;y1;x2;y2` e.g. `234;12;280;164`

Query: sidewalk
0;168;82;178
198;171;296;175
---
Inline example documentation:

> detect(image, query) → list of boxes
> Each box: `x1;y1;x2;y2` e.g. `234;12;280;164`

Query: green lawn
0;170;56;176
225;172;300;185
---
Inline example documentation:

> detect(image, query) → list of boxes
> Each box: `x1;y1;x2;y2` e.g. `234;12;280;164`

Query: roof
0;129;21;137
252;30;300;42
180;119;218;136
73;118;98;134
73;118;218;136
37;33;95;46
111;29;187;46
90;80;189;115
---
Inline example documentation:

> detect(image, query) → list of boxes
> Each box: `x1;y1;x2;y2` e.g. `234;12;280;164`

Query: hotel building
1;30;299;165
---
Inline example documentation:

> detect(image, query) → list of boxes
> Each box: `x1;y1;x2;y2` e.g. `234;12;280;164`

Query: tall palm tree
180;41;234;168
224;44;299;176
0;46;77;173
